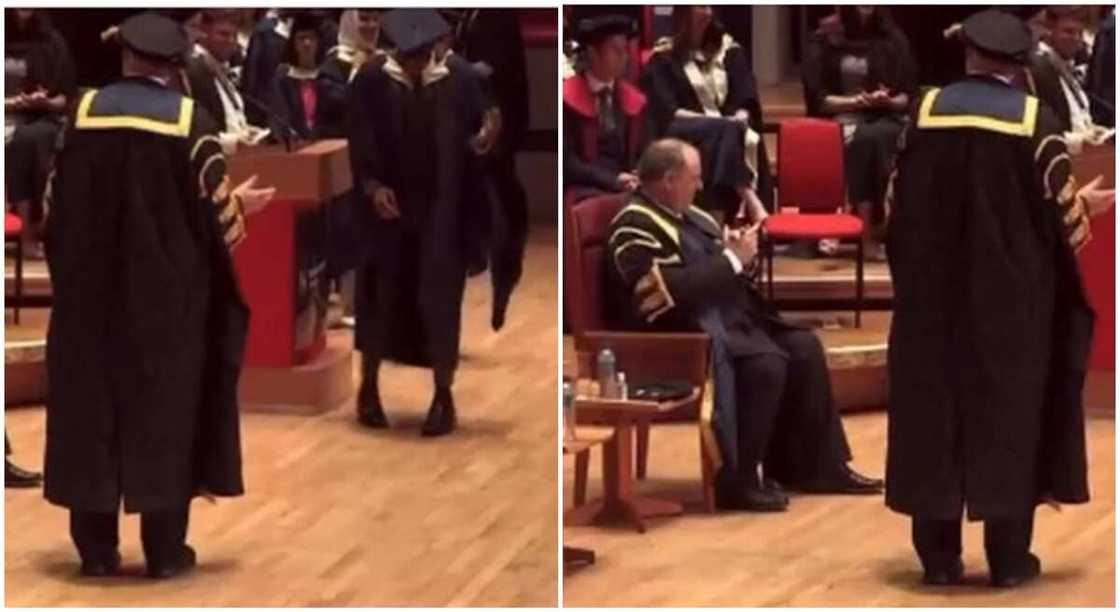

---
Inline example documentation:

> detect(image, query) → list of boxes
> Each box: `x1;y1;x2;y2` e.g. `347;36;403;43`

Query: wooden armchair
565;193;720;511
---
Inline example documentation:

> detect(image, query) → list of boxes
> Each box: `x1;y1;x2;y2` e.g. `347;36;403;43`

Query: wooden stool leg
636;418;649;480
700;431;716;513
574;448;589;506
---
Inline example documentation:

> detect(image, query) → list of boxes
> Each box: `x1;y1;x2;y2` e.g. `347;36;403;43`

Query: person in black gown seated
604;139;884;512
802;6;917;259
562;14;648;203
640;5;772;225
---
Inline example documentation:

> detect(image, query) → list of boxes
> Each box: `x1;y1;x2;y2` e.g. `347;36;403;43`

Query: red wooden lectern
227;140;354;413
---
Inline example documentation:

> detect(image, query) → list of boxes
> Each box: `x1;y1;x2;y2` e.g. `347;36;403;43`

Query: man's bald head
638;138;702;212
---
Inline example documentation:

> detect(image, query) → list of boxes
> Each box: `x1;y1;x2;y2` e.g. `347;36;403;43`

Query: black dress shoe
922;558;964;586
714;469;788;512
801;465;884;495
5;460;42;488
147;545;197;579
356;377;390;429
991;553;1041;588
80;551;122;577
421;388;457;437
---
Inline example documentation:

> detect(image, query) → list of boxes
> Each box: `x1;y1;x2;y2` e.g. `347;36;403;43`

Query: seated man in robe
185;9;269;153
603;138;883;512
563;14;648;203
1027;6;1113;152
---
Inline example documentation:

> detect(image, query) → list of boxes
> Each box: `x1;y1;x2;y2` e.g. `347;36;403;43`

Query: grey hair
637;138;693;183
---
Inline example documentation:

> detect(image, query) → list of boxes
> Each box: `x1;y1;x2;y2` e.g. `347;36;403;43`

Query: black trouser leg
733;354;787;481
912;516;963;573
70;510;120;564
984;513;1035;575
141;504;191;567
766;328;853;484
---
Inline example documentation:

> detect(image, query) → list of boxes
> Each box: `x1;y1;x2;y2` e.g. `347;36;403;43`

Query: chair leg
636;418;649;480
13;238;22;325
574;448;589;507
700;431;716;513
855;238;864;328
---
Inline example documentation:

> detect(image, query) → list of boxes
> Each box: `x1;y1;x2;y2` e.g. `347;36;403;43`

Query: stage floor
5;227;559;606
563;412;1115;607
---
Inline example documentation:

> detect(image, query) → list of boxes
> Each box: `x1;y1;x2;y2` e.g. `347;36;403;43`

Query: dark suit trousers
912;512;1035;575
70;505;190;566
733;326;851;483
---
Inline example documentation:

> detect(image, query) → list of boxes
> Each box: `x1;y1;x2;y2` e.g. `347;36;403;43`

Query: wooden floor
5;227;559;607
563;412;1115;607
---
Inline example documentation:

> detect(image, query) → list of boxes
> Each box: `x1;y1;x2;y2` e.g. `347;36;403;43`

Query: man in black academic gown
348;9;486;436
563;14;649;202
886;10;1115;588
43;12;274;578
604;139;883;513
441;8;530;330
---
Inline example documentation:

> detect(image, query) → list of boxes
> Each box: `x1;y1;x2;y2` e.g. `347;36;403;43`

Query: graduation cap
574;14;638;47
381;9;449;56
961;9;1033;64
118;12;190;65
289;11;322;37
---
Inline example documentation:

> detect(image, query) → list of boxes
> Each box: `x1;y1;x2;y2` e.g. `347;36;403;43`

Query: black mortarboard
961;9;1033;64
118;12;189;65
289;11;321;37
382;9;449;56
574;14;638;47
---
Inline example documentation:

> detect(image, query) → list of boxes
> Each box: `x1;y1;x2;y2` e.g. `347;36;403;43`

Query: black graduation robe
885;76;1093;520
347;56;485;370
1085;13;1115;128
1026;50;1074;133
242;15;338;126
272;69;347;140
562;72;647;198
43;77;249;514
603;191;808;469
640;34;775;213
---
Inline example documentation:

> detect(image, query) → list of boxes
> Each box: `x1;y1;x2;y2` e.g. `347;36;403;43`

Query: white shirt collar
967;71;1013;86
585;72;615;94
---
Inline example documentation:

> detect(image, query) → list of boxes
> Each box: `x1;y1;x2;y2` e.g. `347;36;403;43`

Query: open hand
372;185;401;220
234;174;277;216
1079;175;1115;217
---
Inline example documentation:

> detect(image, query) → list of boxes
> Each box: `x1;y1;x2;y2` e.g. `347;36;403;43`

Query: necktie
597;87;616;134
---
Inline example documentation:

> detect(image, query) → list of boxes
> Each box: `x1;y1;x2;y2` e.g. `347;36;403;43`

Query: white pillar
752;5;791;87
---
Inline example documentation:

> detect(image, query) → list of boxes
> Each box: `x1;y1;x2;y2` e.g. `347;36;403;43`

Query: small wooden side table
563;426;613;566
565;388;700;533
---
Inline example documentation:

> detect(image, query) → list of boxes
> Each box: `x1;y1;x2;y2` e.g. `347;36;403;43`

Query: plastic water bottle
617;372;628;401
562;381;576;440
597;348;618;398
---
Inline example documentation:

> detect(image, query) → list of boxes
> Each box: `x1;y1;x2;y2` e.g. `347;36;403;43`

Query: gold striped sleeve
635;261;676;323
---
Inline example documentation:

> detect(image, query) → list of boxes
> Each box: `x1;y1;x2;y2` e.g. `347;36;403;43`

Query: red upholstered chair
764;118;865;327
565;193;719;512
5;213;24;324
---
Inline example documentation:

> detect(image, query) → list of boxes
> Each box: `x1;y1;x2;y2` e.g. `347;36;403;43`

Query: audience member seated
640;6;771;225
5;9;75;257
603;138;883;513
1028;6;1113;150
563;15;648;203
322;10;385;86
272;13;346;140
186;9;269;153
1085;9;1114;127
802;6;916;260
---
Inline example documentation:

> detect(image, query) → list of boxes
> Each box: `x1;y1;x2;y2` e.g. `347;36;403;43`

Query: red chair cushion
765;212;863;239
5;213;23;237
